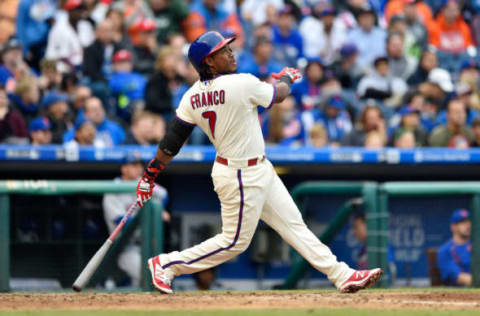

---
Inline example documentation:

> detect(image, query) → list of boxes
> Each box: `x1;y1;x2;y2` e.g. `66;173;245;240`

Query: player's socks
338;268;383;293
148;256;174;294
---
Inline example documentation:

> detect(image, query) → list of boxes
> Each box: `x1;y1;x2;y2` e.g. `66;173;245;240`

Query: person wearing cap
429;98;473;147
289;58;324;111
418;67;453;105
237;36;283;80
299;2;347;65
428;0;473;54
16;0;56;70
0;38;35;89
437;209;472;286
0;85;28;144
391;106;427;146
130;18;157;75
64;116;99;146
103;153;169;287
41;91;71;144
271;4;304;67
346;4;387;72
45;0;95;72
357;56;408;108
330;43;362;90
29;117;52;145
301;95;352;146
109;49;146;122
183;0;244;44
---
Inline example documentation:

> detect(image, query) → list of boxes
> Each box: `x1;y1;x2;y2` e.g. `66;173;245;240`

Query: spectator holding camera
342;104;386;147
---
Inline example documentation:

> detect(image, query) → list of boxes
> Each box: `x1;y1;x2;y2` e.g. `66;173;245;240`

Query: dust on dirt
1;291;479;311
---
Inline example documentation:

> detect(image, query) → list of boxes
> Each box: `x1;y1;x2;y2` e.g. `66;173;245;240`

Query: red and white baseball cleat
147;256;173;294
338;268;383;293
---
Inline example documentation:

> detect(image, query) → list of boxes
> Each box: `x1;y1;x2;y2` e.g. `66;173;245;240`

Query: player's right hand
137;174;154;207
271;67;301;83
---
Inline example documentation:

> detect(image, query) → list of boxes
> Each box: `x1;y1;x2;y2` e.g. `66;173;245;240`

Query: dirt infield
1;290;480;311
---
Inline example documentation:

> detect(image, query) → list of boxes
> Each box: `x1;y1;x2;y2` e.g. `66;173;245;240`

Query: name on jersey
190;90;225;109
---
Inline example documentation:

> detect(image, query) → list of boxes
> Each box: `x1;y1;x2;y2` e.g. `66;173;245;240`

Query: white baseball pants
159;158;354;288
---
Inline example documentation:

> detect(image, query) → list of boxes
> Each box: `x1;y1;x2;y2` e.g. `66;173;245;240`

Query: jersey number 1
202;111;217;139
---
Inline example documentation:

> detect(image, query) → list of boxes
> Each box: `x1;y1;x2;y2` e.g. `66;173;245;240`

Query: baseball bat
72;202;139;292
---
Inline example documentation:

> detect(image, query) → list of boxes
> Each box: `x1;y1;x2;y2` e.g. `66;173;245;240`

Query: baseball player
136;31;383;294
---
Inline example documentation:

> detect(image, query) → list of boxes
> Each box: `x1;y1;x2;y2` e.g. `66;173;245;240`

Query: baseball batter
136;31;383;294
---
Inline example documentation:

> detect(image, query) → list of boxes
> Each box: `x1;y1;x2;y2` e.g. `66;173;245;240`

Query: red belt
216;156;264;167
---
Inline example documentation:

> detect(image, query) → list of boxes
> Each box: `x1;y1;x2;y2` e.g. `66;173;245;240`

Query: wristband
279;75;292;87
145;158;166;178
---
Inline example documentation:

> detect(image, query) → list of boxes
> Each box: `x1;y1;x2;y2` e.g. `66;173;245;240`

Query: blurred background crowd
2;0;480;149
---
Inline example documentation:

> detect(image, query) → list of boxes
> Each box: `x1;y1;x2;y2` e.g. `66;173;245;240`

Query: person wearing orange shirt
428;0;474;54
385;0;433;27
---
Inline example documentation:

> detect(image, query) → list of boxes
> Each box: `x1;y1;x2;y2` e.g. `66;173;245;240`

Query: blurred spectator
38;59;62;91
437;209;471;286
290;58;324;110
429;99;473;147
418;67;453;105
393;129;416;148
106;5;133;49
262;95;302;145
120;0;154;37
183;0;244;44
352;212;367;269
458;59;480;110
11;75;40;122
0;85;28;144
357;56;408;107
301;95;352;146
124;110;155;145
109;49;146;122
241;0;283;27
237;37;282;80
435;82;479;126
83;19;118;84
151;113;166;144
45;0;95;72
346;5;386;72
272;5;303;67
29;117;51;145
470;117;480;147
308;123;328;147
0;38;34;90
428;0;473;54
364;131;385;148
83;96;125;146
145;46;179;117
41;91;70;144
71;84;92;117
65;117;99;147
407;48;438;85
299;3;347;65
103;154;169;287
150;0;189;44
16;0;56;69
330;43;362;90
392;106;428;146
342;104;386;146
386;32;417;80
0;0;19;44
385;0;433;27
402;2;429;55
131;19;157;75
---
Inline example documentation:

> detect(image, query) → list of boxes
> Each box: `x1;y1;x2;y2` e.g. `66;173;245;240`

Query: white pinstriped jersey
176;73;276;159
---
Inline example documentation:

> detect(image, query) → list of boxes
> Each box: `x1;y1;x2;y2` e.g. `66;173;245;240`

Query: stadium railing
0;180;164;292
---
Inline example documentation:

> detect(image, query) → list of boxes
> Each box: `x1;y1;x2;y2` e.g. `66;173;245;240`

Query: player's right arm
137;105;196;206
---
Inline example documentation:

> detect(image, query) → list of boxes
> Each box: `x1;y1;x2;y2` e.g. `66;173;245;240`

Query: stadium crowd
1;0;480;149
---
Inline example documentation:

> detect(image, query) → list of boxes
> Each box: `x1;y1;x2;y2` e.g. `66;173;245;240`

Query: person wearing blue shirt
237;37;283;80
437;209;472;286
290;58;324;111
63;96;125;146
271;5;303;67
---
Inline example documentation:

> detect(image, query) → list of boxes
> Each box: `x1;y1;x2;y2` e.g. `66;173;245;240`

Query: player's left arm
271;67;301;104
136;117;194;206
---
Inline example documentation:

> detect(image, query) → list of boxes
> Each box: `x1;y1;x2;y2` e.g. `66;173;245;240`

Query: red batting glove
271;67;302;83
136;158;165;207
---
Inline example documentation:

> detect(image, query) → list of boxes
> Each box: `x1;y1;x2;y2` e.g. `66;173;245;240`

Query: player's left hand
137;175;154;207
271;67;301;83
